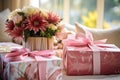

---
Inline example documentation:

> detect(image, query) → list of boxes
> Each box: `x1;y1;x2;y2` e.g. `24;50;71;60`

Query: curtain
0;0;30;11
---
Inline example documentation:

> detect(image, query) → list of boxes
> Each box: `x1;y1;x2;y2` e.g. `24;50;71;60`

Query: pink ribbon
4;48;29;62
28;50;54;59
63;29;107;74
4;48;55;62
63;32;107;47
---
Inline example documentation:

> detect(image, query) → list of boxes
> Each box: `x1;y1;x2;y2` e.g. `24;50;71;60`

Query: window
104;0;120;28
30;0;120;29
30;0;63;17
70;0;97;27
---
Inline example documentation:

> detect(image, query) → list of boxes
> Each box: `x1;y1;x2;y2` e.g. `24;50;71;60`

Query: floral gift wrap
63;30;120;75
37;56;62;80
4;61;38;80
2;48;62;80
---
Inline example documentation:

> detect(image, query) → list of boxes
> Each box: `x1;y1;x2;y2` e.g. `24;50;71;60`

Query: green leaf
17;12;25;16
24;29;30;42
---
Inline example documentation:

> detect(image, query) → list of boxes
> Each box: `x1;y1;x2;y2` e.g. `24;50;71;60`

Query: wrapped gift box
1;49;62;80
63;30;120;75
63;32;120;76
63;44;120;75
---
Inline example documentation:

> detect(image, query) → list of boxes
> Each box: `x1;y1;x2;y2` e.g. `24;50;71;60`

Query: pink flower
10;27;24;39
26;13;48;33
5;6;62;39
6;20;26;40
47;12;61;25
5;20;15;34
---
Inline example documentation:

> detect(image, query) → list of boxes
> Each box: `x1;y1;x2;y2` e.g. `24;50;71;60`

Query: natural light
30;0;120;29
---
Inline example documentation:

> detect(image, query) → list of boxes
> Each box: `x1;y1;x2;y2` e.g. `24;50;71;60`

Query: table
63;74;120;80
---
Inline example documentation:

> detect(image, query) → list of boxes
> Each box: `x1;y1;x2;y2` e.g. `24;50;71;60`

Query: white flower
39;8;48;18
12;14;23;24
8;9;22;20
47;24;57;30
22;6;40;16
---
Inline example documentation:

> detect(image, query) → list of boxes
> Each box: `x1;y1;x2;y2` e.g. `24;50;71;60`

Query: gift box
63;30;120;75
2;49;62;80
63;44;120;75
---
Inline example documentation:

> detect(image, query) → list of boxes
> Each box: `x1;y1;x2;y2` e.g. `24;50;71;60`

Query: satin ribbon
4;48;29;62
28;50;54;59
28;50;57;80
63;29;107;74
4;48;55;62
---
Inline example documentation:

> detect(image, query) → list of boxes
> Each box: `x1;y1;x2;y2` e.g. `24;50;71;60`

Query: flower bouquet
5;6;62;50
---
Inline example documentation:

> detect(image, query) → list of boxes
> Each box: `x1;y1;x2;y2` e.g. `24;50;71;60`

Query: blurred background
0;0;120;29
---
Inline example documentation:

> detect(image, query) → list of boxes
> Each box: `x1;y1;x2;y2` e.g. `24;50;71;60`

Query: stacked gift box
62;30;120;75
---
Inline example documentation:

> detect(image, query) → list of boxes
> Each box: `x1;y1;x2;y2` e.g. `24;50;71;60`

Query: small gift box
2;48;62;80
63;30;120;75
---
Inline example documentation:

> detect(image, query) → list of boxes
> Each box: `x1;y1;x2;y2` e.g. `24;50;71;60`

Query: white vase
23;37;54;51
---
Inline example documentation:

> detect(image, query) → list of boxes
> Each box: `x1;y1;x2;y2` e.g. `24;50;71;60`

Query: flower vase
23;37;54;51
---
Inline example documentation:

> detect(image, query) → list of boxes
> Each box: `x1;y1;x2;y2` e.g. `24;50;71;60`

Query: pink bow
4;48;29;62
63;29;107;47
4;48;55;62
28;50;55;59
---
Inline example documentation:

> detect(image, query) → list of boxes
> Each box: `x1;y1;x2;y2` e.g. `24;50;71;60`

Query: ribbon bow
63;29;107;47
4;48;29;62
4;48;55;62
28;50;55;60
